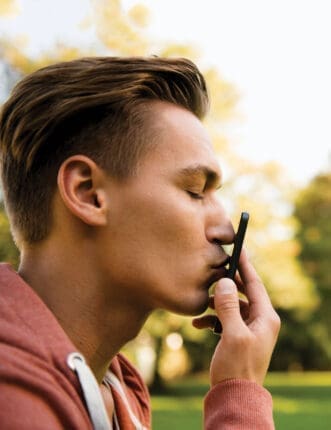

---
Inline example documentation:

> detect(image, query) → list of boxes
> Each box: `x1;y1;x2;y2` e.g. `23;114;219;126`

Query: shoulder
0;343;92;429
0;264;92;428
0;379;92;429
109;353;151;428
112;353;149;394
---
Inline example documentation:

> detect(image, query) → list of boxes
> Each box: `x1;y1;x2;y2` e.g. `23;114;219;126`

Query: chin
172;294;209;317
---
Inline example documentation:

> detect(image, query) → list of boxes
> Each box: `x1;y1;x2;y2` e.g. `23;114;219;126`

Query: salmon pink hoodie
0;263;274;429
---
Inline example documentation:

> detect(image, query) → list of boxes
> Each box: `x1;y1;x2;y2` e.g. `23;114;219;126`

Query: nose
205;200;235;245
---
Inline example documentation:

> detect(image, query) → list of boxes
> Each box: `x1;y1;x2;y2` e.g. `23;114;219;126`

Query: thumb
214;278;242;334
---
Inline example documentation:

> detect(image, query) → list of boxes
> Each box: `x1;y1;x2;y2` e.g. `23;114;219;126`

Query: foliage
293;171;331;366
91;0;150;55
270;308;330;371
295;172;331;295
0;0;18;16
0;203;18;267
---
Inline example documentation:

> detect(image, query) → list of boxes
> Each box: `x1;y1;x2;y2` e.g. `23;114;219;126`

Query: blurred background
1;1;331;428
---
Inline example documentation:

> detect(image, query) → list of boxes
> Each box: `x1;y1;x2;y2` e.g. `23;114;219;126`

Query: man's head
0;56;209;246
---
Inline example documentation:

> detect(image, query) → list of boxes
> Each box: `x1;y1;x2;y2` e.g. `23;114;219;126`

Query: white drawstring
103;371;148;430
67;352;112;430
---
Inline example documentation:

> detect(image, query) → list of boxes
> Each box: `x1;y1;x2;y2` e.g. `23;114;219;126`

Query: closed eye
187;190;204;200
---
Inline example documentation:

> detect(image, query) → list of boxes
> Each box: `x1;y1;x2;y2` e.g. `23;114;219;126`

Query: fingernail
216;278;236;294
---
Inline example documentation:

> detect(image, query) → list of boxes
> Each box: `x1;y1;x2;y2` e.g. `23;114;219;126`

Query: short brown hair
0;56;209;245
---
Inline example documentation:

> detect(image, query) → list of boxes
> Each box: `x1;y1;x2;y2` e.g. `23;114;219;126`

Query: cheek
101;194;209;307
112;191;205;259
139;195;204;250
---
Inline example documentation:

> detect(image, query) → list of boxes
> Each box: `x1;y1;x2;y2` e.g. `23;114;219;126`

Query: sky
1;0;330;185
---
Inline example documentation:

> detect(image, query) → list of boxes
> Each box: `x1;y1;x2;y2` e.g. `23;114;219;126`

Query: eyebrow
177;164;222;187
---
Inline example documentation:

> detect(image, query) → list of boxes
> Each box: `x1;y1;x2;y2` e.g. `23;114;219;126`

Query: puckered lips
206;256;231;288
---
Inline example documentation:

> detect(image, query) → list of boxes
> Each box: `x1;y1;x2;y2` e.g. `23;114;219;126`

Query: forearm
204;379;274;430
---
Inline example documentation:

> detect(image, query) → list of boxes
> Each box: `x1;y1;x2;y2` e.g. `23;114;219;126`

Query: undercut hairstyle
0;56;209;245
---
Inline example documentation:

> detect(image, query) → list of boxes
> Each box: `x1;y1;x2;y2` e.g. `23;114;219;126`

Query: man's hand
193;249;280;387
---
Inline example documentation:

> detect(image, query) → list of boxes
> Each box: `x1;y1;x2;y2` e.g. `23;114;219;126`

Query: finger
214;278;244;335
239;298;250;321
238;248;271;307
192;314;218;330
234;272;245;295
210;281;247;309
194;298;249;330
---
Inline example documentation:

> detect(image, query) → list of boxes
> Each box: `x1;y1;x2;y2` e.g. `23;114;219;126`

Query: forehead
140;101;222;181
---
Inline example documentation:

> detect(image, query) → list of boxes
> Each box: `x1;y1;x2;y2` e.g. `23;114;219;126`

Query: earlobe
57;155;108;226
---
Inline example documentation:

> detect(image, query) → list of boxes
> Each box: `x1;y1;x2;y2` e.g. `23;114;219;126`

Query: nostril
213;239;223;247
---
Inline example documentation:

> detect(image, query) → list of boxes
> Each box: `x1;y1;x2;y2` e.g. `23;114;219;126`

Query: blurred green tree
292;171;331;367
0;202;18;266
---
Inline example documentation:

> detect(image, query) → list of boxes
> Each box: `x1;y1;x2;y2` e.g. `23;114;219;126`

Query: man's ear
57;155;108;226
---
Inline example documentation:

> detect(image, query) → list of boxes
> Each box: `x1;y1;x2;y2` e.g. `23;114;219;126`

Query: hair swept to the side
0;56;209;244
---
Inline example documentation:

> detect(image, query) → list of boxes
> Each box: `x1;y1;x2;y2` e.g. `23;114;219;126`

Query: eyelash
187;191;204;200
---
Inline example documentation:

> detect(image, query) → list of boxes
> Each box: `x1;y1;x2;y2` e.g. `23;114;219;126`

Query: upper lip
205;257;230;288
211;255;230;269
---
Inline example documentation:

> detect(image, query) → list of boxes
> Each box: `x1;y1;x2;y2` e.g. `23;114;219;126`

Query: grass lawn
151;372;331;429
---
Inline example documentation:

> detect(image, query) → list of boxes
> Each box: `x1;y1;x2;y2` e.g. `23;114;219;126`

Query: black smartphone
213;211;249;334
228;211;249;279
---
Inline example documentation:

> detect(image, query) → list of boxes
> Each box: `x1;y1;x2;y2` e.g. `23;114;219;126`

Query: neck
18;242;150;383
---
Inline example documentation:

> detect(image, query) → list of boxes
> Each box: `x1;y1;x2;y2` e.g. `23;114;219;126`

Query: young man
0;57;280;429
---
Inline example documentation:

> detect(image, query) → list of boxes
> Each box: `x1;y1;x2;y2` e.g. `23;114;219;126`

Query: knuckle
219;298;238;313
255;275;264;285
247;277;263;289
231;331;253;348
268;310;281;334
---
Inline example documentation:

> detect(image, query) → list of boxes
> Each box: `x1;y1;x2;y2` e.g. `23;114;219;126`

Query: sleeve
204;379;275;430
